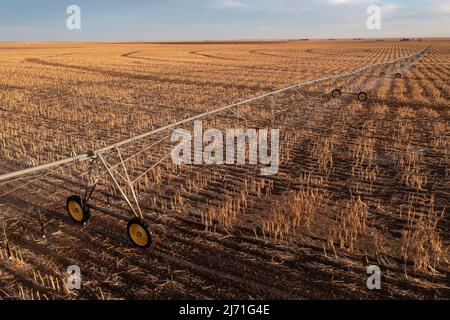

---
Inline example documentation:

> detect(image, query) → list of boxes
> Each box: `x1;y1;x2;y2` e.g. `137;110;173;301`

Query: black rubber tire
379;72;385;77
66;195;90;225
332;89;342;99
127;218;152;248
357;92;368;102
395;73;402;79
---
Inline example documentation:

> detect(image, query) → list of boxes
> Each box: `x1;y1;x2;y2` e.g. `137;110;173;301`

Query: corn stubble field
0;40;449;299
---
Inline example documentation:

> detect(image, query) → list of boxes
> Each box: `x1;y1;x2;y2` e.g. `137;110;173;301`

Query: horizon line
2;37;450;44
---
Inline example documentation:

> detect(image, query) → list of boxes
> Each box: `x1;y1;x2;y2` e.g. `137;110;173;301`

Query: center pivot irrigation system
0;46;430;249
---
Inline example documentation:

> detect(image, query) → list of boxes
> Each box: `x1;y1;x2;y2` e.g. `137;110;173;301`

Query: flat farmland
0;40;449;299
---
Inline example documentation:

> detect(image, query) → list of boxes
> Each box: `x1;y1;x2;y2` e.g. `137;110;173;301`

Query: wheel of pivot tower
395;73;402;79
66;195;90;225
357;92;368;102
379;72;386;77
127;218;152;248
332;89;342;99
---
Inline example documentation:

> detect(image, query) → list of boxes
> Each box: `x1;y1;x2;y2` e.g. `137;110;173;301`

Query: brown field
0;40;449;300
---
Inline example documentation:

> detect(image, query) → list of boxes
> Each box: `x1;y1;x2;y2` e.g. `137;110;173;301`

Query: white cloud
215;0;248;8
326;0;370;5
428;1;450;14
381;3;400;15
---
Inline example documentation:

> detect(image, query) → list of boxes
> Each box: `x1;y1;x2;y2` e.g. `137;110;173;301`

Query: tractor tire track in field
121;51;297;74
24;57;273;92
249;49;292;59
189;51;236;61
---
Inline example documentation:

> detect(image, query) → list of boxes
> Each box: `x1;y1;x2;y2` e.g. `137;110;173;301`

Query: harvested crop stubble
0;40;449;299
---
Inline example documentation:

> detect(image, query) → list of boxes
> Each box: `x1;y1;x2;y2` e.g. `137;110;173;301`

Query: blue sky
0;0;449;41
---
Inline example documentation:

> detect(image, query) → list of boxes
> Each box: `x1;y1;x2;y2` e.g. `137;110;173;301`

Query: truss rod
97;154;139;218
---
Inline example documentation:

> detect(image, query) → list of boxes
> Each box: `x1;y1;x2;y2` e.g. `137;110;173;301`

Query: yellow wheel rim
68;200;84;222
129;223;149;247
